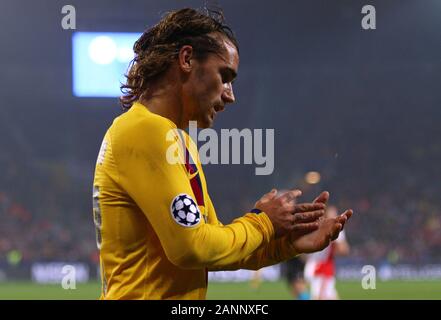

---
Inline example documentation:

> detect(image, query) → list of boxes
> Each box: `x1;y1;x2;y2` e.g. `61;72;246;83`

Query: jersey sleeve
110;117;275;270
208;236;300;271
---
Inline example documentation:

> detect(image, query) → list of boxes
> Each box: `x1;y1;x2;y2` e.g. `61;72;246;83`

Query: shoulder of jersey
111;106;176;140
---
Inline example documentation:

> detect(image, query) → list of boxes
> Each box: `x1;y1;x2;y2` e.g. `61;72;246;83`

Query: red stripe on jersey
185;148;205;206
190;174;204;206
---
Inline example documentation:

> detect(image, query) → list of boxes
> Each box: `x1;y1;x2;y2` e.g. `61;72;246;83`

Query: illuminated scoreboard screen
72;32;141;97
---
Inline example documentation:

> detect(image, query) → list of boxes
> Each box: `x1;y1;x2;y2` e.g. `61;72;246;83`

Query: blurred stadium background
0;0;440;299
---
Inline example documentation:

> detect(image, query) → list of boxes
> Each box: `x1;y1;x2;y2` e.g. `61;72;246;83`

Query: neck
138;76;187;129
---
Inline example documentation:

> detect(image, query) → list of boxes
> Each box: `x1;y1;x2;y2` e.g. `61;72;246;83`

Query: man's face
184;37;239;128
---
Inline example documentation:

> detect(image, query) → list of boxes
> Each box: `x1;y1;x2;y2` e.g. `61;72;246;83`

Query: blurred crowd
314;128;441;265
0;152;98;269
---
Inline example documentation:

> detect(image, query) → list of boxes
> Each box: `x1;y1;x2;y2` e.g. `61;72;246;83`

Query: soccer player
92;8;353;299
304;206;351;300
284;256;310;300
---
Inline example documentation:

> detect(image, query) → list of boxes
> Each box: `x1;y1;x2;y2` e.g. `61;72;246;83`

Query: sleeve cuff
256;211;275;242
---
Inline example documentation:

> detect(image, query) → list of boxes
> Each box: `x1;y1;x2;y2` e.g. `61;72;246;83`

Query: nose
222;82;235;104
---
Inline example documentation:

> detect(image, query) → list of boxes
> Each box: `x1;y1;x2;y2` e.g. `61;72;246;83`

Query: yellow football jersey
92;101;298;299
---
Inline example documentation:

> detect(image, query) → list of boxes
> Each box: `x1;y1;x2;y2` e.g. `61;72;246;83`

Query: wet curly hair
119;7;239;110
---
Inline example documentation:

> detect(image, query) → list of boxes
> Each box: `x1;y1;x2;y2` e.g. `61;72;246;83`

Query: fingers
342;209;353;220
330;223;343;241
293;209;324;223
313;191;330;205
330;209;352;239
336;209;353;230
291;221;319;235
294;203;325;213
277;189;302;204
260;188;278;201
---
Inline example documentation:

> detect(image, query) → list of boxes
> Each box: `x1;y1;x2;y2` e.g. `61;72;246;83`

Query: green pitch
0;280;440;300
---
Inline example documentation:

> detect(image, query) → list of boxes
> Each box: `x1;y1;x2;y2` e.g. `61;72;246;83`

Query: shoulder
109;103;178;152
112;103;176;136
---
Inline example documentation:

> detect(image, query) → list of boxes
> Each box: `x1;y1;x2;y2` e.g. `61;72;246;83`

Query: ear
178;45;193;73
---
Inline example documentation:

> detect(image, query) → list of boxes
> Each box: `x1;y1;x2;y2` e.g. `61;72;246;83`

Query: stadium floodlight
72;32;141;97
305;171;321;184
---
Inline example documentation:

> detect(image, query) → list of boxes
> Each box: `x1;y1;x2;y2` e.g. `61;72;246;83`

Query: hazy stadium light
305;171;321;184
72;32;141;97
88;36;117;65
117;47;135;63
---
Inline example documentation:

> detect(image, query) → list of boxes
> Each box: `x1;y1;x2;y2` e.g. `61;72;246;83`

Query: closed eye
221;67;237;84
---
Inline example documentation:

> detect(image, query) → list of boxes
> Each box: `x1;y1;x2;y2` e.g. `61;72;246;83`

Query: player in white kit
304;206;350;300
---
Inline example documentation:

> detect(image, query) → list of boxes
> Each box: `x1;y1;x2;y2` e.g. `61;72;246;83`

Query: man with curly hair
92;7;352;300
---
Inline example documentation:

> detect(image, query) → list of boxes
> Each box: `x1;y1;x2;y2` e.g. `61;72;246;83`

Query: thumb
262;188;278;200
313;191;330;204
